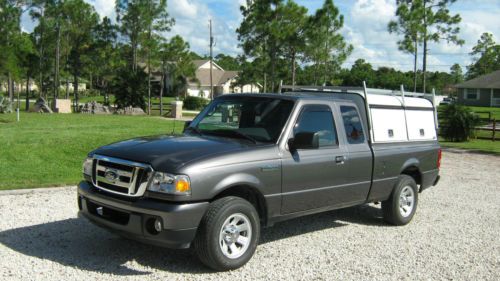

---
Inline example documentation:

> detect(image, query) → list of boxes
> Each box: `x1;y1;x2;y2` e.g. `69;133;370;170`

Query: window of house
493;89;500;99
340;106;366;144
294;105;338;147
465;89;479;100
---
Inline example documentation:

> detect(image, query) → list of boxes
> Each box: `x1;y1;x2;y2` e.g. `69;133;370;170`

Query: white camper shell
366;93;437;143
280;84;439;144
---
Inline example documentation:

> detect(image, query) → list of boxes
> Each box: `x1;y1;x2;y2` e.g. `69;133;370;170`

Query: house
455;70;500;107
187;60;260;98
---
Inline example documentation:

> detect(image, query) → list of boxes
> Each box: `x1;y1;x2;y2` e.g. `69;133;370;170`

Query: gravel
1;150;499;280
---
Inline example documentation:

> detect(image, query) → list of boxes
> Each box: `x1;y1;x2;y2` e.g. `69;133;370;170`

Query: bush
440;104;479;142
111;69;148;109
183;96;208;111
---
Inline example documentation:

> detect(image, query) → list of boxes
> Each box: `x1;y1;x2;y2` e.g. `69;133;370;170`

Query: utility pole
209;19;214;100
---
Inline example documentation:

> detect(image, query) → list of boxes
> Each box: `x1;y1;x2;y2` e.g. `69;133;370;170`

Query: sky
21;0;500;73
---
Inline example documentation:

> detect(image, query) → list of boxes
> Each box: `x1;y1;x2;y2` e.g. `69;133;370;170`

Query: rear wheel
382;175;418;225
193;196;260;271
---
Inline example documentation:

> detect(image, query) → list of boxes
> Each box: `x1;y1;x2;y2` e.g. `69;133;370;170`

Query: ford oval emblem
104;169;119;183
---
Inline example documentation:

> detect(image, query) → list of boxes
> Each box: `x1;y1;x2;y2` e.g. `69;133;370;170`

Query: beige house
187;60;260;98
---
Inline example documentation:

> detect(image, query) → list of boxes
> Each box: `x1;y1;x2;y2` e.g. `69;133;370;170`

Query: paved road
0;151;499;280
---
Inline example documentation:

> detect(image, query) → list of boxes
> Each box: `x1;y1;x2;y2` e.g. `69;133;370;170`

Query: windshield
190;96;295;143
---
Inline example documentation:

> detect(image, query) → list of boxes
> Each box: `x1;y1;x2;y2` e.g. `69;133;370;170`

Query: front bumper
77;181;209;249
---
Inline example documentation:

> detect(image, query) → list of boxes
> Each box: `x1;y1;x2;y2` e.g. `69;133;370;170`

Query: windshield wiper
223;130;258;144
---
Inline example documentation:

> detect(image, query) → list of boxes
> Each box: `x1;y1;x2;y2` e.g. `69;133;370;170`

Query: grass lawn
0;113;185;190
440;139;500;154
467;106;500;120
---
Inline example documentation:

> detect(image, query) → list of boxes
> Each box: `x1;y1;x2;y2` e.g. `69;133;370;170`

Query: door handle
335;156;346;164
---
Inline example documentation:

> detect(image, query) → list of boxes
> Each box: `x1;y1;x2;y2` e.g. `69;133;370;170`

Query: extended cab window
340;106;365;144
294;105;337;147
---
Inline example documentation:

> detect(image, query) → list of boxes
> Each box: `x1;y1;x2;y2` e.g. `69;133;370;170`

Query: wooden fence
475;118;497;141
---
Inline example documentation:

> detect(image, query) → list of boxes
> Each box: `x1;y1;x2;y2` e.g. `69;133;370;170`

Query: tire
382;175;418;225
193;196;260;271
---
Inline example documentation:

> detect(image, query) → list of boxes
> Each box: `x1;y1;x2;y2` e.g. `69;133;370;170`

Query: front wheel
193;197;260;271
382;175;418;225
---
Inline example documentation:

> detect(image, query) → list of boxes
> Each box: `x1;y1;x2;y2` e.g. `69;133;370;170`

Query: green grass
0;113;185;190
438;105;500;121
467;106;500;121
440;139;500;154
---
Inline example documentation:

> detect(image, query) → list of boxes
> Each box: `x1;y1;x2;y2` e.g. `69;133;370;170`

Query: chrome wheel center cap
223;225;239;243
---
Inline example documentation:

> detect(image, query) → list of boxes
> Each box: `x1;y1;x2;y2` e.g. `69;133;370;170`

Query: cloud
84;0;115;20
165;0;242;57
341;0;500;72
168;0;198;19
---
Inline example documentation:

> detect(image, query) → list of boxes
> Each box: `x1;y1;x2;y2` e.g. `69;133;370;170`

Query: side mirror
289;132;320;150
184;121;192;130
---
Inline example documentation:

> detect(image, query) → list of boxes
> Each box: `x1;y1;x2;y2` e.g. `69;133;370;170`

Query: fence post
493;118;496;142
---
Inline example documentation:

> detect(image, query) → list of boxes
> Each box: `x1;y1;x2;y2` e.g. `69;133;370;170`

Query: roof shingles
455;70;500;89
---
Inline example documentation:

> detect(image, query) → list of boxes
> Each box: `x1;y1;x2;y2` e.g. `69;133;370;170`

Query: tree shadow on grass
0;204;385;275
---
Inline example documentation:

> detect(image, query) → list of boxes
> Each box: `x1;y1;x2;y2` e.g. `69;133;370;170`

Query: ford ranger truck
78;90;441;271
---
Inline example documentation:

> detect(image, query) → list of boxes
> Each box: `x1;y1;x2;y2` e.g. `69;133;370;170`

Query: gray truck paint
78;93;440;248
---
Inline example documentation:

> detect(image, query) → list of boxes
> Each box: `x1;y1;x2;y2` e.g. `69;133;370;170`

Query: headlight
148;172;191;195
83;157;93;177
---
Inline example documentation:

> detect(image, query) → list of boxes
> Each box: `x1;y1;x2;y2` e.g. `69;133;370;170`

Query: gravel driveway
1;150;499;280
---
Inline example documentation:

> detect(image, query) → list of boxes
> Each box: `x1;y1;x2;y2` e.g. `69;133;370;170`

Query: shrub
183;96;208;110
440;104;479;142
111;69;148;109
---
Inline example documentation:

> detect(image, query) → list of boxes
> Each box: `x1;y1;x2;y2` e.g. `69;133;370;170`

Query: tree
87;17;123;103
449;63;463;83
17;33;37;111
388;0;424;92
214;54;240;71
276;0;308;86
0;0;22;102
238;0;290;91
112;68;148;109
466;33;500;79
158;35;196;114
305;0;352;86
389;0;463;93
116;0;174;114
342;59;376;87
29;0;49;98
62;0;99;110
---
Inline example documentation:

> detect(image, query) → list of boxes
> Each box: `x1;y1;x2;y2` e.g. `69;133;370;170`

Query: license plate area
86;200;130;225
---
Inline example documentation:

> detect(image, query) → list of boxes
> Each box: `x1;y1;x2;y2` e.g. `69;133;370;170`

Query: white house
187;60;261;98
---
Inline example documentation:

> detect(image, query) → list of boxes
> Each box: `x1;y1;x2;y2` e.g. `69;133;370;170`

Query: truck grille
92;155;153;197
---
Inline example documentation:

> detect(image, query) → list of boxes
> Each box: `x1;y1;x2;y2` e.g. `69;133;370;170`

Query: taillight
437;148;442;169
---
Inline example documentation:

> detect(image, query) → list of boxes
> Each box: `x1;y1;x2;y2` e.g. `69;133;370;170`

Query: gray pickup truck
78;89;441;271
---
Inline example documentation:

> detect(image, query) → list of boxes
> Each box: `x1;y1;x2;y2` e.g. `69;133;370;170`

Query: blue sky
21;0;500;73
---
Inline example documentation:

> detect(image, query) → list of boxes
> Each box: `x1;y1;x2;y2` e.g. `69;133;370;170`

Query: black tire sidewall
391;176;418;225
201;197;260;270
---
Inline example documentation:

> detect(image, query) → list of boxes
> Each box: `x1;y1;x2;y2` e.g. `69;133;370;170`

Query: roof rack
279;81;439;133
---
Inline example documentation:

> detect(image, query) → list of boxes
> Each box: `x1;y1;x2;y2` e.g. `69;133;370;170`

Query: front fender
210;173;264;198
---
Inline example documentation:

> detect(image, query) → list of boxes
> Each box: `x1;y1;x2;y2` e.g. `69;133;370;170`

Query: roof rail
281;84;364;92
280;83;430;97
280;81;438;130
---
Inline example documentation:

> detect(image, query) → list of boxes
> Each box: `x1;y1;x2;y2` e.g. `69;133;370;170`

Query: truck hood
91;134;255;172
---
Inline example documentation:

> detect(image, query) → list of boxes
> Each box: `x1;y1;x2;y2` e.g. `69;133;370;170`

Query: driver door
281;103;349;214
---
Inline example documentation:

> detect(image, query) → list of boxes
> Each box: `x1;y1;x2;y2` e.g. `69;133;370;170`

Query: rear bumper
77;181;209;249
